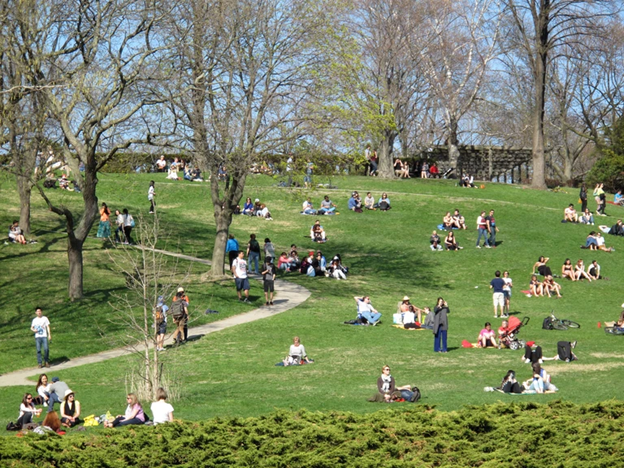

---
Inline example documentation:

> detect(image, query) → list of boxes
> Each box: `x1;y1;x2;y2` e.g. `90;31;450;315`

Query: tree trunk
17;177;32;235
211;207;232;277
376;132;396;179
67;237;84;300
447;117;460;174
531;4;549;190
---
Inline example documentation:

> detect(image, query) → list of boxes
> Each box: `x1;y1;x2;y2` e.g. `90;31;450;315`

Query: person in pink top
477;322;497;348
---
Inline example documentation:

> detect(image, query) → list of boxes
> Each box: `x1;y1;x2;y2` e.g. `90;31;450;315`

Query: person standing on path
490;270;507;318
31;307;51;368
486;210;499;247
148;180;156;214
476;211;490;248
233;251;250;302
262;256;276;306
433;297;450;353
247;234;261;275
226;234;240;267
171;290;189;345
173;287;190;342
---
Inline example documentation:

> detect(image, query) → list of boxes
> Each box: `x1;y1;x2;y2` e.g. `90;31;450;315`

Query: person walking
476;211;490;248
122;208;134;244
170;290;188;345
226;234;239;267
490;270;506;318
148;180;156;214
486;210;499;248
97;203;111;238
247;234;261;275
31;307;51;368
232;251;250;302
433;297;450;353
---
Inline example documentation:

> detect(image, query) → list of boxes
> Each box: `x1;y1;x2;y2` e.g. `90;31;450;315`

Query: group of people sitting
583;231;614;252
394;296;434;329
348;191;391;212
8;373;175;432
563;204;596;225
460;174;475;188
7;220;31;245
530;257;563;297
237;197;273;220
277;245;348;280
301;196;338;215
157;156;203;182
430;230;464;251
560;258;602;282
441;210;467;230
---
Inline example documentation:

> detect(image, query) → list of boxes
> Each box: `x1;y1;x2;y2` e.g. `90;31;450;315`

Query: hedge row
1;401;623;467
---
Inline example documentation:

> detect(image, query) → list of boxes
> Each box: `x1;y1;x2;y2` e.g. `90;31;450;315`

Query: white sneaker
430;245;435;251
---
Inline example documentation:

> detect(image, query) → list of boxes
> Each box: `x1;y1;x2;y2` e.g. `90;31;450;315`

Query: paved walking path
0;249;310;387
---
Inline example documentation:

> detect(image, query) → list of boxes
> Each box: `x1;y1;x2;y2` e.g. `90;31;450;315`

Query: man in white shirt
354;296;382;325
31;307;51;368
302;197;316;215
156;156;167;172
232;251;250;302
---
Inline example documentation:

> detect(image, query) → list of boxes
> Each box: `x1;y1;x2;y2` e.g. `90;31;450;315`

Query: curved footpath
0;248;311;387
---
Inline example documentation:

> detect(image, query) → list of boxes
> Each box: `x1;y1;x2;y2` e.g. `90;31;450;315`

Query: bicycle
546;312;580;331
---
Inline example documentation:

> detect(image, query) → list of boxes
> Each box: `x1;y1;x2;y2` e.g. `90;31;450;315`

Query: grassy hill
1;171;623;429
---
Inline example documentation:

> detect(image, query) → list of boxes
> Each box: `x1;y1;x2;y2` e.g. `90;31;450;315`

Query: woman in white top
288;336;311;364
151;387;174;425
502;271;512;315
17;393;41;428
148;181;156;214
35;374;50;407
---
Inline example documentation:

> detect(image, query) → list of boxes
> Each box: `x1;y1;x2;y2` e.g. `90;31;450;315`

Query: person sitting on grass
444;231;462;251
452;210;467;229
354;296;382;325
364;192;375;210
442;212;454;230
529;275;544;296
532;256;553;277
583;231;598;250
574;259;592;281
561;258;576;281
542;275;562;298
376;365;413;402
430;230;443;251
376;193;391;211
242;197;255;216
595;232;614;252
8;221;27;244
16;393;42;429
522;363;558;393
151;387;174;425
257;204;273;220
319;196;337;215
580;208;594;225
477;322;497;348
498;370;523;393
327;258;347;279
348;192;362;212
302;197;316;215
498;320;508;346
60;389;81;428
310;220;326;243
104;393;146;428
564;204;579;222
587;260;602;280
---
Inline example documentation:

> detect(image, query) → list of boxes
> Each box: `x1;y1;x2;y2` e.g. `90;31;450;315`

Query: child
150;387;174;425
261;256;277;306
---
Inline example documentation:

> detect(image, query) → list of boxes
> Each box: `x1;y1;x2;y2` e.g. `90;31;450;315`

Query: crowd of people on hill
432;208;499;250
156;156;204;182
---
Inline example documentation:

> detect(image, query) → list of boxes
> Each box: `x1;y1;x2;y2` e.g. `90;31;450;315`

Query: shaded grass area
1;401;623;467
1;172;624;426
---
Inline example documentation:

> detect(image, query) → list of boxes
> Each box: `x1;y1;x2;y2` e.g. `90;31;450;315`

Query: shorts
493;292;504;307
235;277;250;291
157;322;167;335
503;290;511;299
264;280;275;293
484;338;494;347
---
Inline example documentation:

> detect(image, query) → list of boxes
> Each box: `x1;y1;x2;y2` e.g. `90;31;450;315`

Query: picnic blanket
392;324;427;331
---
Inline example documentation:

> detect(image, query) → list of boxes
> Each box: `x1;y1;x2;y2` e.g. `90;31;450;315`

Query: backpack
171;301;185;320
542;316;554;330
249;239;260;253
154;306;164;325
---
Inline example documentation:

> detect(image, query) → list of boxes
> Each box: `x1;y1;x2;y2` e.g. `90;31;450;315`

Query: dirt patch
590;352;624;359
548;362;624;376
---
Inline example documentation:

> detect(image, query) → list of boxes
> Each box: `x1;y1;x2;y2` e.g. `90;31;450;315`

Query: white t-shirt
357;300;374;314
150;400;174;425
302;200;312;210
402;311;416;324
597;236;605;247
502;277;512;291
31;316;50;338
148;186;155;200
124;214;134;227
289;344;307;358
232;258;248;278
157;159;166;169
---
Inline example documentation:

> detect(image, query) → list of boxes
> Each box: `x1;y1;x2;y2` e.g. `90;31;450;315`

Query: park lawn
0;171;623;426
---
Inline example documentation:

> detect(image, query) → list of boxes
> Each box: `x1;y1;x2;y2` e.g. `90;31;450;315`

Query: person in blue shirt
242;197;254;215
348;192;362;212
490;270;507;318
226;234;239;267
614;190;623;206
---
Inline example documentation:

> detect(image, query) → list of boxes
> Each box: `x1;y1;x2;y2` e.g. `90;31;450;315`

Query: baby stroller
499;316;530;350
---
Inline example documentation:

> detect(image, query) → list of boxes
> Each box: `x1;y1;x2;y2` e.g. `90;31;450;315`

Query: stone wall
413;146;532;183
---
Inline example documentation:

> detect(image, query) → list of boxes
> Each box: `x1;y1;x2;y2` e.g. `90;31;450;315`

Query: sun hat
177;287;184;293
403;296;410;301
63;389;74;401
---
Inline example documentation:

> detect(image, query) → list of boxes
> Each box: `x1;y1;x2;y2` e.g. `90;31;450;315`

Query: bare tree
167;0;327;275
502;0;619;189
415;0;501;171
23;0;166;299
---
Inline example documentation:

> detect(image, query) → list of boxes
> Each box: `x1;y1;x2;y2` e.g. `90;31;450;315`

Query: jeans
48;392;61;413
114;226;124;242
434;329;447;352
360;311;381;324
248;252;260;274
35;337;49;365
319;207;336;214
112;416;144;427
489;229;496;246
303;209;317;215
476;228;489;246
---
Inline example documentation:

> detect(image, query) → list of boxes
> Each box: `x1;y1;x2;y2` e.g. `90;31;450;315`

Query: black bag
6;421;18;431
249;239;260;253
43;179;57;189
542;316;554;330
171;301;185;321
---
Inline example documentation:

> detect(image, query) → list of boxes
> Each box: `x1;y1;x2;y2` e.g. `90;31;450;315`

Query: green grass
1;171;624;427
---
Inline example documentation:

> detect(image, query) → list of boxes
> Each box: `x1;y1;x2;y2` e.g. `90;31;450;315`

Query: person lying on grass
477;322;497;348
353;296;382;325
